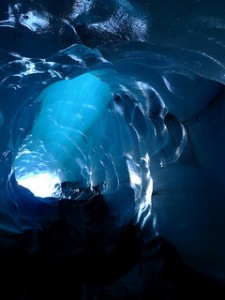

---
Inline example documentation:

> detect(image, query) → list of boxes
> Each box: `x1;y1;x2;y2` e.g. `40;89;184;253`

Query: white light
130;171;142;186
17;172;60;198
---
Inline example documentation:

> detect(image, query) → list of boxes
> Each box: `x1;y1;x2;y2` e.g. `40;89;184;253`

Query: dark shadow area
0;193;225;299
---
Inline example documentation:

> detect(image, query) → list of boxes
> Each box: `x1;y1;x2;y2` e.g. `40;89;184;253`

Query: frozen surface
1;0;225;298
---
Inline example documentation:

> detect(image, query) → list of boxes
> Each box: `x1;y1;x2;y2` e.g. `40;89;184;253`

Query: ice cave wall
0;0;225;285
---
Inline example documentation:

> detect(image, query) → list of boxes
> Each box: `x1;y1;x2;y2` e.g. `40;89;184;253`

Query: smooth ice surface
14;72;112;193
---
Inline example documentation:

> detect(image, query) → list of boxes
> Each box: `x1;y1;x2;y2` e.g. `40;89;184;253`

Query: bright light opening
17;172;60;198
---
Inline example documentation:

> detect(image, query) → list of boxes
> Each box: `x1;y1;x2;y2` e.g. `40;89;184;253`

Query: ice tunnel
1;0;225;299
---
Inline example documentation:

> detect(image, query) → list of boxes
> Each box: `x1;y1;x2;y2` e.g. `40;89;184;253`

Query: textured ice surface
1;0;225;294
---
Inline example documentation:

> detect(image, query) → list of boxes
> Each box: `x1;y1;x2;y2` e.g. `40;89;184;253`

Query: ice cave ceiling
1;0;225;298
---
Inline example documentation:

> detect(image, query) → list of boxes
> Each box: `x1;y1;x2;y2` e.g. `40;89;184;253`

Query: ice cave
1;0;225;299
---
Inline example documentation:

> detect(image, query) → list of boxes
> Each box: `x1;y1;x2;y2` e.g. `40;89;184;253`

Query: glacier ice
1;0;225;298
13;73;112;195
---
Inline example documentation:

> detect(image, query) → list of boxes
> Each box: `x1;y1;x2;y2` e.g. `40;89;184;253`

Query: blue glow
14;73;112;197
